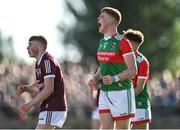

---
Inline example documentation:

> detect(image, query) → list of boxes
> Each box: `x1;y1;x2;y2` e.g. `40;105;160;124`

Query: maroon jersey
35;52;67;112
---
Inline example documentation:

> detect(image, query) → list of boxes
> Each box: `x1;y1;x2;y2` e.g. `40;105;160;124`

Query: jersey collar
104;33;118;40
37;51;47;65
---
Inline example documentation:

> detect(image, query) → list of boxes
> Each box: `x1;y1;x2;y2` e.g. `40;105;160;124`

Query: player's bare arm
17;82;38;95
19;77;54;113
93;67;101;81
29;77;54;106
103;53;137;85
134;78;146;96
88;67;102;89
120;52;137;79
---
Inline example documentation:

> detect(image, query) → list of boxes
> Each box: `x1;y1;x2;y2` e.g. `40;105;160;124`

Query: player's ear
38;43;44;50
40;46;44;50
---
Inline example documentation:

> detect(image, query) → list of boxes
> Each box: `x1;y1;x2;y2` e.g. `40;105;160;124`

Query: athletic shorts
99;88;135;120
38;111;67;128
92;107;100;120
131;108;151;125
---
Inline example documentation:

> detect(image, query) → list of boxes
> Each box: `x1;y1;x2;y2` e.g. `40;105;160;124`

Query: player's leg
131;108;151;130
98;90;114;129
99;112;114;129
36;124;55;130
134;122;149;130
108;88;136;130
115;118;131;130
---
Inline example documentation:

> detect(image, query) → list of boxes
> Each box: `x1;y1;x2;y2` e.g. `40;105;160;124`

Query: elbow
135;87;144;96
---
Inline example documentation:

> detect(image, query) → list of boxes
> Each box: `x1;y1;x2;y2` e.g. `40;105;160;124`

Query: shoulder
114;34;123;41
43;52;57;62
118;36;133;53
141;54;149;64
43;52;53;59
120;37;130;43
137;53;149;66
119;37;132;48
41;52;57;66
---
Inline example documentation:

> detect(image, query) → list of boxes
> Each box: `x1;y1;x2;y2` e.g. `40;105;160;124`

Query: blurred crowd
0;58;180;122
149;69;180;108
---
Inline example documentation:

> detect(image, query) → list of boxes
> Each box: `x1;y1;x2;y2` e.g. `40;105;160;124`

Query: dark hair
123;29;144;46
101;7;121;25
29;35;47;49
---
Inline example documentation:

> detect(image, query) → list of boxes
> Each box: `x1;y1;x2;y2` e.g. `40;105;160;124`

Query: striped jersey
35;52;67;112
97;33;134;91
133;51;151;109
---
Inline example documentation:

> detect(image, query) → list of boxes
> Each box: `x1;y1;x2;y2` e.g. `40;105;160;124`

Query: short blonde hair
101;7;121;25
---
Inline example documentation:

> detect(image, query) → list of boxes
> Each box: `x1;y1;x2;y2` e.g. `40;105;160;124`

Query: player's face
27;41;40;58
97;12;112;34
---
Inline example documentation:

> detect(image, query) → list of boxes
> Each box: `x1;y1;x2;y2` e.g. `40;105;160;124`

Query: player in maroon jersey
17;35;67;129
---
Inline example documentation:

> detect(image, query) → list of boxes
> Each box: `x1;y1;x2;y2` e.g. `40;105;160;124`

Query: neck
103;26;117;38
36;50;46;60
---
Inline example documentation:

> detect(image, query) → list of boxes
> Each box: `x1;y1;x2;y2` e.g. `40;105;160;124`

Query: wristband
114;75;120;82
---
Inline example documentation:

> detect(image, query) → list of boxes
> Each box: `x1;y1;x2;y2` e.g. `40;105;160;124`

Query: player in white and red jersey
123;29;151;130
17;36;67;129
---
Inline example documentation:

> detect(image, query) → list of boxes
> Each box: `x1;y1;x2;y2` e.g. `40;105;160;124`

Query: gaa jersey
97;33;134;91
35;52;67;112
132;51;151;109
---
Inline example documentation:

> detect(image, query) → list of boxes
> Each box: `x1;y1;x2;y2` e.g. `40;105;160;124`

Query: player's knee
35;124;55;130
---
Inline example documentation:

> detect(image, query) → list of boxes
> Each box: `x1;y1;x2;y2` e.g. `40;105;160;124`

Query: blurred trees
59;0;180;75
0;31;16;62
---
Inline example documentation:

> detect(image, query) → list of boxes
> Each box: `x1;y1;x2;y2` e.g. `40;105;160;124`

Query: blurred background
0;0;180;129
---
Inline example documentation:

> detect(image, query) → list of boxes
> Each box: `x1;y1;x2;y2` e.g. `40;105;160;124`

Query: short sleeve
120;38;133;56
138;60;149;79
43;59;56;79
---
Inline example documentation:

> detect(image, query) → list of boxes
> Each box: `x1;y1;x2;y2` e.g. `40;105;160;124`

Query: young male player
123;29;151;130
88;7;137;130
17;36;67;129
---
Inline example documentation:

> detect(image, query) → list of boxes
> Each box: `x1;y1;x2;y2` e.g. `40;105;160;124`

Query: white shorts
92;107;100;120
99;88;135;120
38;111;67;128
131;108;151;125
